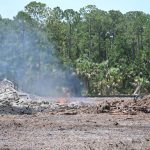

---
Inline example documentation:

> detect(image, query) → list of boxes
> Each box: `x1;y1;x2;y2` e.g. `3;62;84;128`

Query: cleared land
0;110;150;150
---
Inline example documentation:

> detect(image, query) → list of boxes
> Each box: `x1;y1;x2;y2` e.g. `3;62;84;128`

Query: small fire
56;97;69;104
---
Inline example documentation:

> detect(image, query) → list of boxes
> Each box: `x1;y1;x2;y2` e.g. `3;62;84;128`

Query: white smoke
0;18;83;96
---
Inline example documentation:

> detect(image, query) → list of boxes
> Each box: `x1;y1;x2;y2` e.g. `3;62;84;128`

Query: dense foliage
0;1;150;96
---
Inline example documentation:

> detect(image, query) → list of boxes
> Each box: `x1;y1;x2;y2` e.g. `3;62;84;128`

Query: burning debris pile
0;79;150;115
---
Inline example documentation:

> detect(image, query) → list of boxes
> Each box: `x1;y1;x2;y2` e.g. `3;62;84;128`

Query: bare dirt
0;111;150;150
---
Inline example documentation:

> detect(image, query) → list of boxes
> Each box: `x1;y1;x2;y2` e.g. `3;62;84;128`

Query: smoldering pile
0;79;106;115
0;79;84;115
0;79;150;115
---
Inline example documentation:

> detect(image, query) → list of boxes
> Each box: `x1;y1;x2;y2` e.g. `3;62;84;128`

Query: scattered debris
114;122;119;126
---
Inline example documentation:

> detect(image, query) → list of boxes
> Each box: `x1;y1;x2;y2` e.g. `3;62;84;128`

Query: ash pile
0;79;33;114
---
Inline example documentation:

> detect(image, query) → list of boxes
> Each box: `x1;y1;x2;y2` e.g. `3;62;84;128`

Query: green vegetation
0;1;150;96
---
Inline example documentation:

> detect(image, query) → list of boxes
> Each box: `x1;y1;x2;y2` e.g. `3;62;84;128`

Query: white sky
0;0;150;19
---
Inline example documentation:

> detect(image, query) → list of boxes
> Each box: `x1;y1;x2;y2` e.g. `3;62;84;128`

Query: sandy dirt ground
0;112;150;150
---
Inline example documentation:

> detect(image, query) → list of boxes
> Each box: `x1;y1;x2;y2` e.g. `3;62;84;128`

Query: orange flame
56;97;68;104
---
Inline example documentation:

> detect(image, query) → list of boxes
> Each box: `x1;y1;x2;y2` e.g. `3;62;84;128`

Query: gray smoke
0;18;83;96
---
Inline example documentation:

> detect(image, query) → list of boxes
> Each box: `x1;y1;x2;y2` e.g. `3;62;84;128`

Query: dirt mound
128;95;150;113
135;95;150;106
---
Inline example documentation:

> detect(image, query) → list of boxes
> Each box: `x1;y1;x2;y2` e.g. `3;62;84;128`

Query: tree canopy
0;2;150;96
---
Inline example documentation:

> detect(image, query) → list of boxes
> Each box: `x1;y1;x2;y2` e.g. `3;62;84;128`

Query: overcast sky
0;0;150;19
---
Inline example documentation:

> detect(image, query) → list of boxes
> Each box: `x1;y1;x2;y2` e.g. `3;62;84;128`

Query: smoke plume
0;18;83;96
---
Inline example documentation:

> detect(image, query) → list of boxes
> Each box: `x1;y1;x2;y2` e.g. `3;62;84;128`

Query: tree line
0;1;150;96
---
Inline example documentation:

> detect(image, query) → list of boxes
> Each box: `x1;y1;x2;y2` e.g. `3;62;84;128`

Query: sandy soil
0;112;150;150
